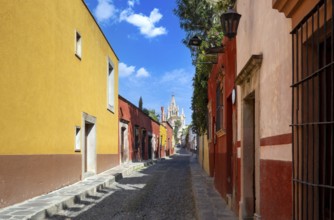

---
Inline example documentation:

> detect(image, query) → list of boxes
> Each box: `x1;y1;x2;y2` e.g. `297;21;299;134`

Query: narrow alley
0;148;237;220
50;148;196;220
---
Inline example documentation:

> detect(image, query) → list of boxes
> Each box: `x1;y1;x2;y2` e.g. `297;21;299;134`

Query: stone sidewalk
190;153;238;220
0;160;155;220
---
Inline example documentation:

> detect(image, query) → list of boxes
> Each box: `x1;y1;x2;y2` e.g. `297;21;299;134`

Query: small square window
75;31;82;59
75;126;81;152
107;58;115;112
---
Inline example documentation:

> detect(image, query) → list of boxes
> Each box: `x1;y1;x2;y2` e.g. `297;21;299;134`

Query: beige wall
236;0;293;218
236;0;292;140
198;134;210;175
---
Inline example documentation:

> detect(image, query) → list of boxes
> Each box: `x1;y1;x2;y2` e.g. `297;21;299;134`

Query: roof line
81;0;119;61
118;95;161;125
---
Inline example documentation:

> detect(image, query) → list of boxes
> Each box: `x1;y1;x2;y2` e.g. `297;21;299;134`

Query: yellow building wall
160;125;167;147
0;0;119;155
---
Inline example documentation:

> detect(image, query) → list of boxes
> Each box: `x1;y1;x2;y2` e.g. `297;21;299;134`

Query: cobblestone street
49;149;196;220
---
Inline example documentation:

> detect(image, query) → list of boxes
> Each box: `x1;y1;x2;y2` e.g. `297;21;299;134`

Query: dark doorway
141;130;146;160
226;95;233;194
243;92;256;217
148;136;153;159
121;127;126;163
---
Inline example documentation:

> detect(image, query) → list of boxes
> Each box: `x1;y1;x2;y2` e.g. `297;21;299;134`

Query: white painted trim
119;121;129;164
75;30;82;59
237;147;241;158
81;112;97;179
74;126;81;152
107;56;115;113
260;144;292;162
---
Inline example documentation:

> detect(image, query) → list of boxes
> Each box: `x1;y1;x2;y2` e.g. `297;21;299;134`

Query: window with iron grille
216;82;224;132
291;1;334;219
207;103;212;141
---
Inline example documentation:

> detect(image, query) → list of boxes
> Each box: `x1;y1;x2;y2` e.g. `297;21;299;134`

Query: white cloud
119;62;149;78
136;67;150;77
119;62;135;77
161;69;193;85
127;0;139;7
94;0;117;23
120;8;167;38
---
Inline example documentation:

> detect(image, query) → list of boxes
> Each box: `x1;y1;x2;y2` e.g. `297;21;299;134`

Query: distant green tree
191;63;210;135
145;109;160;121
138;96;143;110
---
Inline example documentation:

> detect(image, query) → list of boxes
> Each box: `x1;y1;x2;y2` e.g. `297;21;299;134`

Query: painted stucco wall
119;96;161;161
236;0;293;218
159;124;167;157
198;134;210;175
236;0;292;141
0;0;119;155
0;0;119;208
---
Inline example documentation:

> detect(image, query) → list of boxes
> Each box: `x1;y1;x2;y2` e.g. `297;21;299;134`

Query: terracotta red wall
260;160;292;220
214;135;229;197
259;134;292;219
207;37;238;213
207;67;215;177
234;141;241;214
166;123;173;156
119;95;160;161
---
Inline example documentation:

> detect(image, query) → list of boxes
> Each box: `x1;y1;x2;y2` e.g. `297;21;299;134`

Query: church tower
166;95;185;129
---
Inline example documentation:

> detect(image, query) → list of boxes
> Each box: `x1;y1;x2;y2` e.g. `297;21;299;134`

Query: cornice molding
272;0;302;17
235;54;263;86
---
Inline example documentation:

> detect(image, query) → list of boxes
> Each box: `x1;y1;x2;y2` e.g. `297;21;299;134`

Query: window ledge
107;104;115;113
75;53;82;60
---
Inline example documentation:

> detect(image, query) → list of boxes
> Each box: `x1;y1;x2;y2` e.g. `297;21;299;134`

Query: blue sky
84;0;194;124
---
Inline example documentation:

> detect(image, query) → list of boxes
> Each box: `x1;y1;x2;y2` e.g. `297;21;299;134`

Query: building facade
207;37;239;212
236;0;292;218
0;0;119;208
202;0;334;219
118;95;160;162
159;124;168;158
197;133;210;175
273;0;334;219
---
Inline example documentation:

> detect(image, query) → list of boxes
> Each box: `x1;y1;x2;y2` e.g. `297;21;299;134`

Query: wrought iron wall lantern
220;7;241;39
188;35;202;47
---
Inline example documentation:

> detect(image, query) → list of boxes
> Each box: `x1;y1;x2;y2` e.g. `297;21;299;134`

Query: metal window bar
216;86;221;131
291;0;334;219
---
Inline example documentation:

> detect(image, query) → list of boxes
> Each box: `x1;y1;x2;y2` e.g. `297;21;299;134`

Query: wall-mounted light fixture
188;35;202;47
220;7;241;39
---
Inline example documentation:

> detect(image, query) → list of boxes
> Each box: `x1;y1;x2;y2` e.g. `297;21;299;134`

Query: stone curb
0;160;157;220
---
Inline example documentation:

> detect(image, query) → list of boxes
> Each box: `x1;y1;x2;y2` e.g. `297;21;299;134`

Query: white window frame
75;126;81;152
75;30;82;59
107;57;115;112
